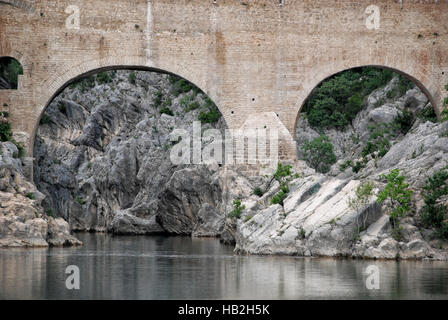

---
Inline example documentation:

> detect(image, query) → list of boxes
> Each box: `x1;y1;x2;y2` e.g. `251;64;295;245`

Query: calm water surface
1;233;448;299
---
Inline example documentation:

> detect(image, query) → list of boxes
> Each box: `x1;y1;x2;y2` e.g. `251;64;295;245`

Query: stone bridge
1;0;447;172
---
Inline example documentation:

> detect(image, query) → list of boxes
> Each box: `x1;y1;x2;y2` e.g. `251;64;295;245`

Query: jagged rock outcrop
232;77;448;260
0;142;81;247
34;70;226;236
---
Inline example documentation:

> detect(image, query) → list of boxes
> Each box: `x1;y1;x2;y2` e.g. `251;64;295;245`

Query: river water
0;233;447;299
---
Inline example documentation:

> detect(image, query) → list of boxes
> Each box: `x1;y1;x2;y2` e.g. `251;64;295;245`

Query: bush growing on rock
198;97;221;124
361;123;394;159
270;183;290;206
26;193;35;200
348;181;375;232
96;71;114;85
153;90;163;108
442;84;448;122
420;169;448;240
229;199;245;219
394;109;415;134
0;116;25;157
417;105;438;123
128;72;136;84
0;121;12;142
273;163;292;182
160;106;174;116
301;135;336;173
397;76;415;95
377;169;413;239
253;187;264;197
302;67;397;130
170;76;195;96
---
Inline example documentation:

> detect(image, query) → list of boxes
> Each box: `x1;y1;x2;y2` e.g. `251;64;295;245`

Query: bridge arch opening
31;65;226;156
32;67;226;230
294;65;438;174
0;56;23;90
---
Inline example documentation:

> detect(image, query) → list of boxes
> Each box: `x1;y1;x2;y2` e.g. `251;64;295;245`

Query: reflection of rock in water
1;235;448;299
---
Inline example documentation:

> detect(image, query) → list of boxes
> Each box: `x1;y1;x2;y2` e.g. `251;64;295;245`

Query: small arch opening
0;57;24;90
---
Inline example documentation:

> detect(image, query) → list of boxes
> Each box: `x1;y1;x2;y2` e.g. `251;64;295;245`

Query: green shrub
348;181;375;231
129;72;136;84
26;193;35;200
417;106;438;123
271;183;290;206
179;95;193;108
253;187;264;197
75;197;86;205
397;75;414;95
273;163;292;182
339;160;353;172
160;107;174;116
153;90;163;108
377;169;413;227
39;114;52;125
298;227;306;239
171;77;194;96
185;101;200;112
394;109;414;134
0;121;12;142
0;111;8;118
348;181;374;212
198;106;220;123
70;76;95;92
361;123;394;159
244;215;253;223
57;102;67;115
301;135;337;173
45;208;55;217
352;161;365;173
161;98;172;109
302;67;395;130
228;199;245;219
13;141;25;158
420;169;448;239
96;71;113;85
197;97;221;123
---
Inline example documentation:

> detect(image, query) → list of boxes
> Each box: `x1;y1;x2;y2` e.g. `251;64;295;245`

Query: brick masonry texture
0;0;447;164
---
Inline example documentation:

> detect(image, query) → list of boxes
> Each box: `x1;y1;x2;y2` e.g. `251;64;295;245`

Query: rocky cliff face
34;70;228;236
233;77;448;260
0;141;81;247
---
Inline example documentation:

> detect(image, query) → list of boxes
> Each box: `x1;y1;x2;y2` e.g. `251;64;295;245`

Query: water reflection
0;233;447;299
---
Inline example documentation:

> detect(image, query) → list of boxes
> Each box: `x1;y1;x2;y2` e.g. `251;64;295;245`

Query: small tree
377;169;413;236
348;181;375;233
420;169;448;239
273;163;292;182
301;135;337;173
228;199;245;219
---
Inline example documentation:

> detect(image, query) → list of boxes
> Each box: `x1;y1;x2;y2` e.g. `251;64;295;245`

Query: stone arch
292;64;438;140
0;56;23;90
29;57;226;157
